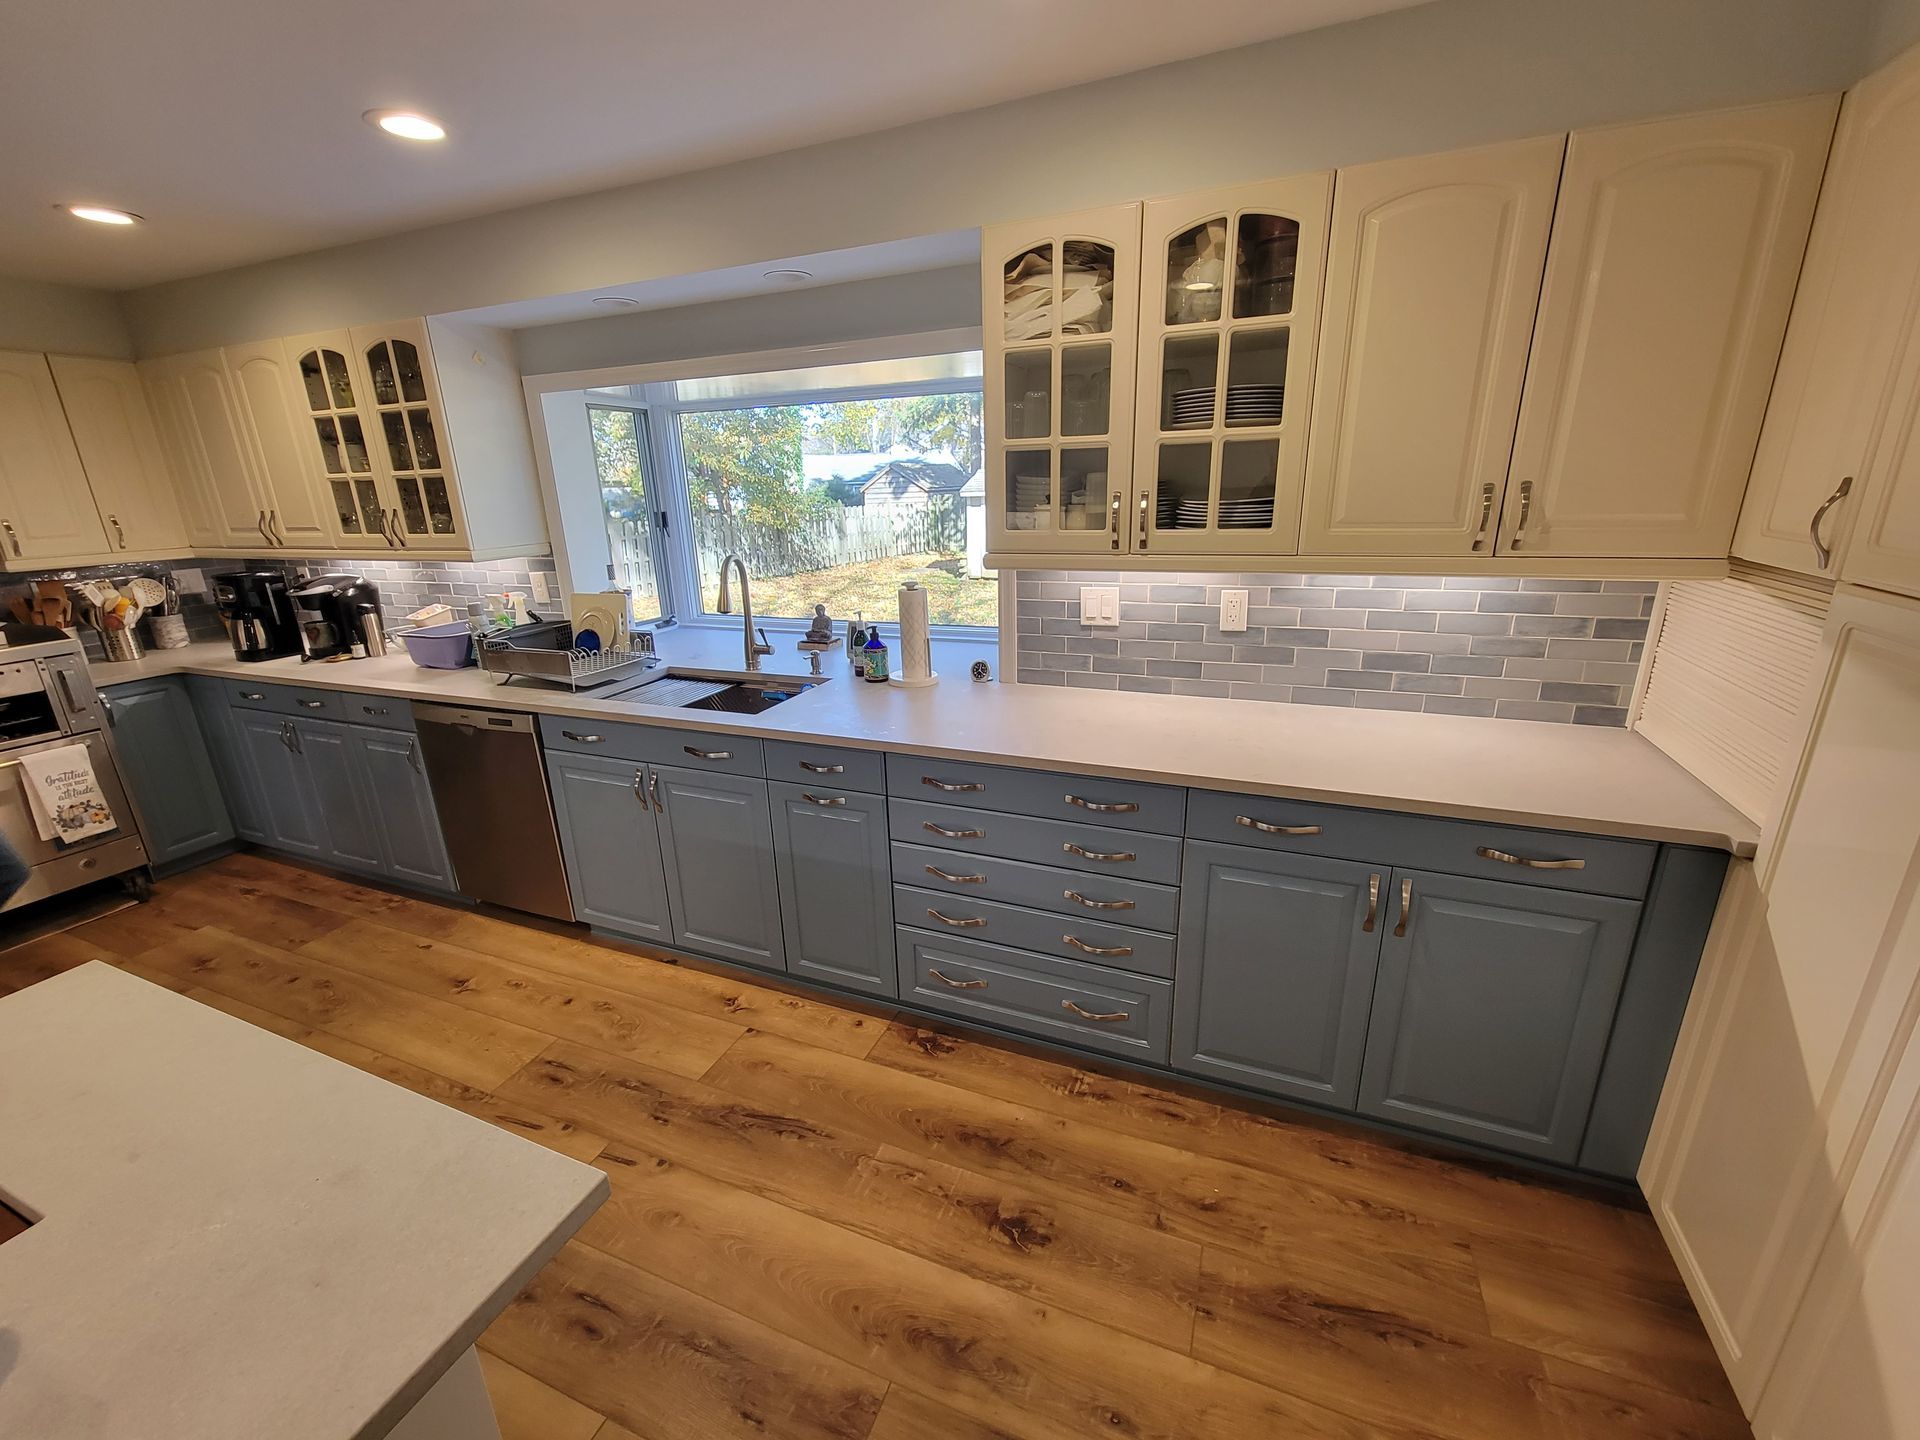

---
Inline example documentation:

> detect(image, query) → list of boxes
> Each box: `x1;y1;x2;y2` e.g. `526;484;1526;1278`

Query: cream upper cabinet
224;338;336;552
1301;137;1563;557
44;356;188;557
350;319;470;553
283;331;392;550
0;350;111;563
1132;175;1331;557
165;348;275;550
985;204;1141;555
1735;52;1920;582
1499;96;1837;558
1844;320;1920;598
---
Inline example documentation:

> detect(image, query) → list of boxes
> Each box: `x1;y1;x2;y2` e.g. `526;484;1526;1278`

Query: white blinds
1635;562;1831;824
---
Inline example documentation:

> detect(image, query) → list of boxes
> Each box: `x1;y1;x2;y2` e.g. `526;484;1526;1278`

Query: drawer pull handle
1235;814;1322;836
562;730;604;743
925;864;986;884
1476;846;1585;871
923;776;985;792
929;967;987;990
298;698;325;709
927;908;986;928
362;705;389;716
1063;935;1132;958
1393;877;1412;938
799;760;845;774
1063;1000;1130;1023
1362;873;1380;933
1066;793;1140;813
925;821;986;839
240;691;266;702
685;745;733;760
1064;889;1133;910
1063;842;1134;863
800;791;847;807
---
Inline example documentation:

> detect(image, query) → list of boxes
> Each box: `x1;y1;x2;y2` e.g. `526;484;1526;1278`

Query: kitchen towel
16;744;117;845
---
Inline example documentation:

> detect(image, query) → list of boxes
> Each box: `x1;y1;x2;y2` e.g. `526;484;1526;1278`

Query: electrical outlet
1081;586;1120;627
1220;588;1249;632
528;570;552;604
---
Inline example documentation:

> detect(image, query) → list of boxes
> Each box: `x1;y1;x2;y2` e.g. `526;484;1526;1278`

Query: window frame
583;401;675;625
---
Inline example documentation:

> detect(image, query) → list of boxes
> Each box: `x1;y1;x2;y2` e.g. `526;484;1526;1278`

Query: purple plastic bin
399;622;475;669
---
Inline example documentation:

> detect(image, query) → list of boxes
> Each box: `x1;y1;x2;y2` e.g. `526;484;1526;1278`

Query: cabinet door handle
278;720;294;752
798;760;845;774
267;509;284;546
1063;842;1134;863
924;820;985;839
377;508;396;548
1063;935;1132;957
257;510;274;546
1064;888;1133;910
405;739;422;774
297;698;325;709
110;514;126;548
1;519;18;556
1137;492;1149;549
562;730;604;743
922;775;984;792
632;767;648;805
1393;877;1412;938
1065;794;1139;813
800;791;847;807
1235;814;1322;836
1063;999;1130;1023
926;908;986;928
924;863;985;884
1509;479;1534;550
1109;492;1122;551
649;767;663;812
1476;845;1585;871
684;745;732;761
1809;475;1854;570
929;967;987;990
1471;482;1495;551
362;704;389;716
1360;873;1381;933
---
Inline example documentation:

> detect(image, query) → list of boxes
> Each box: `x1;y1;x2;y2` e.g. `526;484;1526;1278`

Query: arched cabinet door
1301;137;1563;557
1500;95;1837;558
984;204;1141;555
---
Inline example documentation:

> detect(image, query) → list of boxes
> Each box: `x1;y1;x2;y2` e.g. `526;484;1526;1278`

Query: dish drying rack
477;620;659;690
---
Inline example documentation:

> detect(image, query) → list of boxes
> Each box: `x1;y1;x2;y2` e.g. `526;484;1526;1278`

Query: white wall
0;276;133;359
117;0;1866;357
1868;0;1920;67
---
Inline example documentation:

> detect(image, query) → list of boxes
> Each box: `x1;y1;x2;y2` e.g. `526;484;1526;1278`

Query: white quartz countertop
97;628;1759;854
0;964;607;1440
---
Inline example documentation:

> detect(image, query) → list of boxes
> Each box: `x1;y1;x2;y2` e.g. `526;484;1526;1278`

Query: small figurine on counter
805;603;834;645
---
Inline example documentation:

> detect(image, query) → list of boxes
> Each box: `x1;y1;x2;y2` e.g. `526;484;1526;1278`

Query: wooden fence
611;497;966;585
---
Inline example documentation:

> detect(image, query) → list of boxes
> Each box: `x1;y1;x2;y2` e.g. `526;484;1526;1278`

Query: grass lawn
698;552;998;628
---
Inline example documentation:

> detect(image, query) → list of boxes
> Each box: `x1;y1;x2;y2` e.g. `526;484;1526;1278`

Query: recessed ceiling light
590;296;641;310
763;268;813;285
66;204;141;226
364;109;446;142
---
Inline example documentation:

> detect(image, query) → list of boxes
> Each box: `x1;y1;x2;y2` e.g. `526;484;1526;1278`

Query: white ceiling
0;0;1424;292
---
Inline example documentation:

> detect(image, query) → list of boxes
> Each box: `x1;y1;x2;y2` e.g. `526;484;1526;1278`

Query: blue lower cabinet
234;711;327;858
769;781;894;996
655;763;784;971
295;719;385;874
1357;869;1642;1165
188;676;266;842
1173;842;1386;1110
102;678;234;868
547;750;672;944
350;726;455;892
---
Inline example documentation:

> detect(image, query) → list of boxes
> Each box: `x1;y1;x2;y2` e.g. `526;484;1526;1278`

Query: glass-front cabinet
1131;175;1331;556
984;204;1141;554
286;332;386;547
358;322;464;548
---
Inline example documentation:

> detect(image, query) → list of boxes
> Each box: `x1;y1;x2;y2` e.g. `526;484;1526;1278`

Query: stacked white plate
1216;497;1275;528
1169;387;1215;428
1224;384;1285;424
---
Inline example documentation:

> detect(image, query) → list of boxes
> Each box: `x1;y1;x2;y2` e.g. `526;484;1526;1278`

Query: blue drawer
893;842;1181;933
889;798;1183;885
538;714;764;776
885;753;1185;834
765;738;886;794
225;678;344;720
894;883;1175;979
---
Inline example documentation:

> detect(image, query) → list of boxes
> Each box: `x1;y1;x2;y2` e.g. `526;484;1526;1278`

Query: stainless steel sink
607;668;829;714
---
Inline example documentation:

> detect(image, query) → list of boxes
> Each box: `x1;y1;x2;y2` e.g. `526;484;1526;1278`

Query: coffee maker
290;575;385;661
212;571;301;662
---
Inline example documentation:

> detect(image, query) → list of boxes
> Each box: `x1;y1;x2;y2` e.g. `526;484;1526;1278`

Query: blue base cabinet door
769;780;894;996
1357;869;1642;1164
233;712;327;858
1173;842;1386;1110
548;751;671;943
102;678;234;867
654;764;784;971
188;677;266;842
295;719;385;874
352;726;454;891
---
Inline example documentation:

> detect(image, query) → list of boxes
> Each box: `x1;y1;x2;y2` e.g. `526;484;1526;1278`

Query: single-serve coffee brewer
213;570;301;662
290;575;385;661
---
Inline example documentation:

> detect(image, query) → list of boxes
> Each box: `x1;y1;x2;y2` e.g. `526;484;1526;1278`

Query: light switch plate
528;570;552;604
1081;586;1120;627
1220;588;1249;632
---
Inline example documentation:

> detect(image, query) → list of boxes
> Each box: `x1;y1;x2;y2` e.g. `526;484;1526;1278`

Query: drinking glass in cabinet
1165;218;1228;325
339;415;371;472
1233;215;1299;319
1059;240;1116;335
407;409;440;468
323;350;355;408
1161;333;1221;430
1060;344;1111;436
1059;449;1111;530
331;480;363;534
1005;350;1051;440
313;417;344;474
1224;329;1289;426
392;340;427;403
1219;439;1280;531
1155;442;1212;531
1005;450;1053;531
382;412;412;470
395;478;428;534
1004;244;1055;342
299;351;328;410
422;477;456;534
366;343;398;405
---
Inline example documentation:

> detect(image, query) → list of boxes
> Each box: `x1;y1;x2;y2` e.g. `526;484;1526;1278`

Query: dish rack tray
478;620;659;690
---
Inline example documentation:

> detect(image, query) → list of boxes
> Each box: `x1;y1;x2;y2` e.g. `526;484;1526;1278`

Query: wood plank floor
0;854;1753;1440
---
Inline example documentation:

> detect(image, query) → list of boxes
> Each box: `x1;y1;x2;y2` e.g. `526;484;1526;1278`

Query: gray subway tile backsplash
1013;571;1653;727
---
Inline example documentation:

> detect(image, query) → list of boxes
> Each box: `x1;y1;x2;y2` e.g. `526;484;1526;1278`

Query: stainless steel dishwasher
411;702;574;922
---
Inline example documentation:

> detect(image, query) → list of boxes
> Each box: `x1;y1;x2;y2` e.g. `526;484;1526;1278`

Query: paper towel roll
891;580;937;687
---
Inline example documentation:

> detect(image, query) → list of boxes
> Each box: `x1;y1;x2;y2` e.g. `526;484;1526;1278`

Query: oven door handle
53;667;84;719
